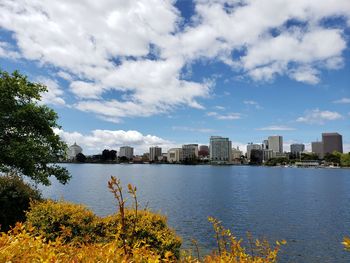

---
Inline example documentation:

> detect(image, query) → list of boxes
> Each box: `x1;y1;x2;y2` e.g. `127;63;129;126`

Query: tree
76;153;86;163
102;149;111;161
0;70;70;185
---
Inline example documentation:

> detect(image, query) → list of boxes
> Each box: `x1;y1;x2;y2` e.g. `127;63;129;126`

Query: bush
25;200;100;244
25;200;181;258
0;175;41;232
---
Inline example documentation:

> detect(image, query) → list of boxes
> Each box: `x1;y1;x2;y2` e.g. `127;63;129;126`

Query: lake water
41;164;350;262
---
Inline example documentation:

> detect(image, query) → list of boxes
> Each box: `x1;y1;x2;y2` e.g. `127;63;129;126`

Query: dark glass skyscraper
322;133;343;154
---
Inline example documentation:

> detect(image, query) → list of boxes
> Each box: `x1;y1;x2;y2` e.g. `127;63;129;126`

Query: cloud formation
296;109;343;124
333;98;350;104
1;0;349;121
256;125;296;131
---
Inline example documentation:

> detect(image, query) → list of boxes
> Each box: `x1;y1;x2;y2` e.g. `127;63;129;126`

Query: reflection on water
40;164;350;262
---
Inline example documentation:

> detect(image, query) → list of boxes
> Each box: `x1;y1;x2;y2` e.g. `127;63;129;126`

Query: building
119;146;134;160
268;136;283;153
262;140;269;150
210;136;232;162
68;142;82;160
322;133;343;154
290;144;305;154
263;149;274;162
149;146;162;162
232;146;243;160
167;148;183;163
182;144;198;161
198;145;209;157
246;143;262;160
311;141;323;159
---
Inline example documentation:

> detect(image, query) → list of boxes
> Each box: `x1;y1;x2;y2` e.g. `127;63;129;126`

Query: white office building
149;146;162;162
119;146;134;160
167;148;183;163
68;142;83;160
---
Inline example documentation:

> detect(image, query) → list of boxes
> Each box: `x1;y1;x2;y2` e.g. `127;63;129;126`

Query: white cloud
256;125;296;131
333;98;350;104
243;100;262;109
172;126;217;133
1;0;350;121
214;105;225;110
207;111;242;120
0;41;21;59
296;109;343;124
37;77;66;106
54;128;177;155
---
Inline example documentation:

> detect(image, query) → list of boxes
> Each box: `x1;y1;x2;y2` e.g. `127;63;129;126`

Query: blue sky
0;0;349;154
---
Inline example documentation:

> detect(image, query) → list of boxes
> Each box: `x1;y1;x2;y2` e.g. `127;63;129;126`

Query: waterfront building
268;135;283;153
263;149;274;162
322;132;343;154
232;146;243;160
262;140;269;150
246;143;262;160
311;141;323;159
198;145;209;157
119;146;134;160
68;142;83;160
167;148;183;163
210;136;232;162
149;146;162;162
182;144;198;161
290;143;305;154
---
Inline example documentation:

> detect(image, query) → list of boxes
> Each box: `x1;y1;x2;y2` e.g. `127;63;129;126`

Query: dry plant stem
128;183;138;246
108;176;127;255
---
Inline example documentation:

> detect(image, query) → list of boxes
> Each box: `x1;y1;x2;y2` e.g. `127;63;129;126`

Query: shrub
25;200;100;244
25;199;181;258
0;175;41;232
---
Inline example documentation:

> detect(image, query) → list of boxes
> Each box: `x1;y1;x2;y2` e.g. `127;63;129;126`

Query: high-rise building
182;144;198;161
210;136;232;162
149;146;162;162
262;140;269;150
167;148;183;163
119;146;134;160
246;143;262;160
290;144;305;154
311;141;323;159
322;133;343;154
268;136;283;153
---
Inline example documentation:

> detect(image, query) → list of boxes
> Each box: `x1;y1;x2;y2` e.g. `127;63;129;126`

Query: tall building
119;146;134;160
322;133;343;154
167;148;183;163
210;136;232;162
290;144;305;154
262;140;269;150
246;143;261;160
182;144;198;161
149;146;162;162
68;142;82;160
311;141;323;159
268;136;283;153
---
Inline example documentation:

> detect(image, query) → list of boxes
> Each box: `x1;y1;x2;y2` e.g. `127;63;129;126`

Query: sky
0;0;349;155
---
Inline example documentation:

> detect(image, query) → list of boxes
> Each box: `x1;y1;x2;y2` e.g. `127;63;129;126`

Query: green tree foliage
301;153;319;161
0;175;41;231
76;152;87;163
340;152;350;167
324;152;341;164
0;70;70;185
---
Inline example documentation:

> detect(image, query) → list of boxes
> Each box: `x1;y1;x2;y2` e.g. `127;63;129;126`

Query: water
40;164;350;262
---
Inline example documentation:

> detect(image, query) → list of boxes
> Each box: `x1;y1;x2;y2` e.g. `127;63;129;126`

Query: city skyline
0;1;349;155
